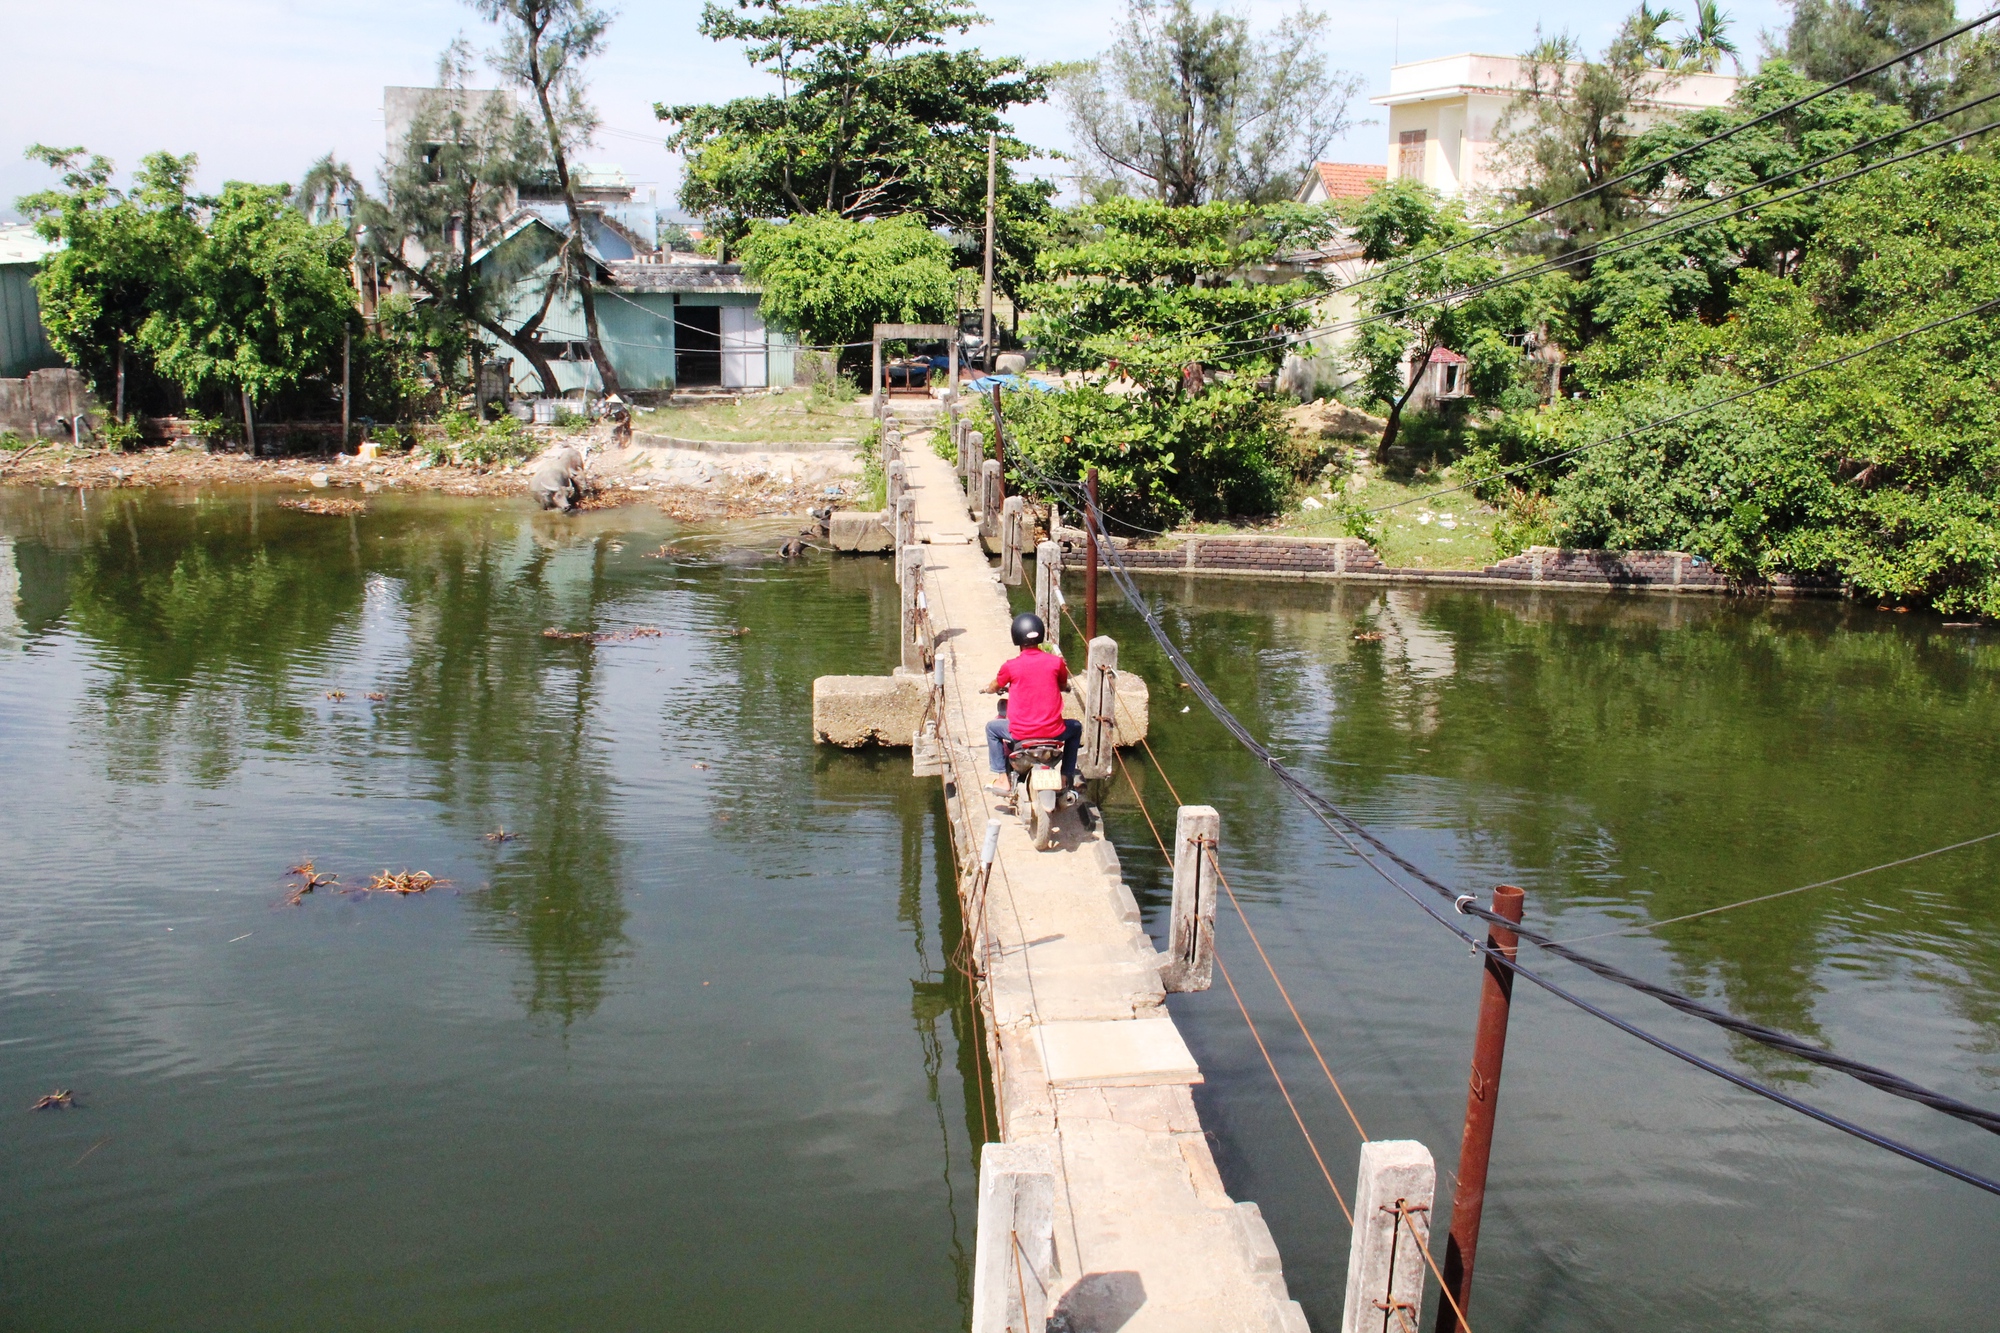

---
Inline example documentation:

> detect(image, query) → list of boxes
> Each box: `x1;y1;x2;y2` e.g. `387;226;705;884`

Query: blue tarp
962;373;1060;394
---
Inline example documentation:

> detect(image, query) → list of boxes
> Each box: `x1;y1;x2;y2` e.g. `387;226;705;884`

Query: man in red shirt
980;613;1083;797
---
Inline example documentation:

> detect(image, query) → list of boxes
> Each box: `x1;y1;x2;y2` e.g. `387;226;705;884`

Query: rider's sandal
986;778;1011;798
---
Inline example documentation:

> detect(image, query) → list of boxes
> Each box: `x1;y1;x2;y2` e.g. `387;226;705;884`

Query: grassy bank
633;389;869;445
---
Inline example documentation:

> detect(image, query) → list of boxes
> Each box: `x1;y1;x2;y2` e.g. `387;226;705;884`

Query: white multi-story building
1369;54;1741;197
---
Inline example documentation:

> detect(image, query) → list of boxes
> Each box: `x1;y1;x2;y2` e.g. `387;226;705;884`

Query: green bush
972;381;1291;528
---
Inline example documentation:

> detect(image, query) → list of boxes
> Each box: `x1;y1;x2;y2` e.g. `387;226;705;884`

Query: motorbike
1005;737;1068;851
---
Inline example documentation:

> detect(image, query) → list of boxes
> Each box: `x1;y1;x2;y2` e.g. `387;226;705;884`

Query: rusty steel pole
1434;884;1525;1333
1085;467;1100;640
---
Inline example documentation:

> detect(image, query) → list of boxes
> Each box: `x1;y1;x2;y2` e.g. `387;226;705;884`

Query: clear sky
0;0;1793;222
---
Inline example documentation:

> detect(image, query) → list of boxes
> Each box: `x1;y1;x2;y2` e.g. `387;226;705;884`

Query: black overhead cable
1078;519;2000;1195
1170;110;2000;369
1124;9;2000;351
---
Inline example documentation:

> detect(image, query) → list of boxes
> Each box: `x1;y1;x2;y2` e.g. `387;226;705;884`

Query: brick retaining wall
1054;533;1830;597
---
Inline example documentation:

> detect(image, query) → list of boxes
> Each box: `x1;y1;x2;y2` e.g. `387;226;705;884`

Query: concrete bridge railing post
1079;635;1117;781
980;460;1003;542
895;495;917;566
887;459;906;515
1000;496;1026;585
971;1142;1059;1333
964;431;984;502
1034;540;1062;657
1340;1141;1437;1333
1162;805;1218;992
900;545;929;671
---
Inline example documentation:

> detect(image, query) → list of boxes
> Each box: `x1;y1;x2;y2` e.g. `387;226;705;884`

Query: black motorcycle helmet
1010;612;1046;646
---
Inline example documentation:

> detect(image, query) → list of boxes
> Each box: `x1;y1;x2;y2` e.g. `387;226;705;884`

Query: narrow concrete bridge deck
898;415;1310;1332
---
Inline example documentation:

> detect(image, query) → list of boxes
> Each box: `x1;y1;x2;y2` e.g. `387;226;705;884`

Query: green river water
2;487;1996;1330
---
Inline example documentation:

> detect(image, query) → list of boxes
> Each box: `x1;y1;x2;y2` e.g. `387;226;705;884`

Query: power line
1314;7;2000;306
1079;517;2000;1194
1087;16;2000;354
1549;827;2000;946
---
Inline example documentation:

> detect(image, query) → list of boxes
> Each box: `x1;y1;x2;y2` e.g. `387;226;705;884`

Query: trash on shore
31;1090;76;1111
279;497;369;517
367;870;444;895
541;626;665;643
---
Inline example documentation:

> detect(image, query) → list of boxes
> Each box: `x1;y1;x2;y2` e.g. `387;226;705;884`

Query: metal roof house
470;212;794;395
0;226;62;380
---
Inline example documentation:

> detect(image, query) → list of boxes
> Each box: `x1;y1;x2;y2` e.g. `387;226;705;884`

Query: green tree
1676;0;1742;72
302;43;567;394
658;0;1053;257
473;0;623;393
1343;181;1548;458
992;198;1333;524
1547;153;2000;612
735;212;957;351
140;182;355;449
1581;61;1907;331
17;147;204;419
1057;0;1361;205
1784;0;1958;115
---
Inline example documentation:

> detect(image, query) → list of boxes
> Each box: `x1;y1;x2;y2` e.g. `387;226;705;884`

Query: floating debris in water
284;859;337;905
643;544;684;559
713;626;751;636
367;870;444;895
1352;631;1384;642
280;497;368;517
692;762;710;770
541;626;665;643
485;829;516;843
31;1090;75;1111
366;692;386;701
325;690;347;700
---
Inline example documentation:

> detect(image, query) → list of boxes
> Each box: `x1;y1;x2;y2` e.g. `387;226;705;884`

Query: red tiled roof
1428;346;1468;364
1311;161;1387;200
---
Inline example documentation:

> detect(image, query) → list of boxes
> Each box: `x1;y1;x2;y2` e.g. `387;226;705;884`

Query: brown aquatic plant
541;626;665;644
284;859;337;905
280;497;369;517
31;1090;75;1111
367;870;445;895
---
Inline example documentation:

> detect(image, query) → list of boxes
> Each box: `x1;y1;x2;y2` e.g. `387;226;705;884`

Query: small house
469;212;795;396
0;225;61;380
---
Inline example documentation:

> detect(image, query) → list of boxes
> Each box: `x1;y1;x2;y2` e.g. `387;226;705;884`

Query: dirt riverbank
0;436;864;524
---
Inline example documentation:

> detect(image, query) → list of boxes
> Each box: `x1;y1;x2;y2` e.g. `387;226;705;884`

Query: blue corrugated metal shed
0;226;62;379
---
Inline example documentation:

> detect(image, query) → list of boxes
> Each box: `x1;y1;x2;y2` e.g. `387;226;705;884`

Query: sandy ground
0;429;866;523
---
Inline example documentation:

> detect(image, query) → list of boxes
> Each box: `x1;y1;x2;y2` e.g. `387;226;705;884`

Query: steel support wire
1455;900;2000;1137
1082;517;2000;1197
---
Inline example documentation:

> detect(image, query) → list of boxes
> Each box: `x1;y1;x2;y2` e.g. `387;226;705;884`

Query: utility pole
1085;467;1100;640
1435;884;1526;1333
341;328;352;449
982;130;997;372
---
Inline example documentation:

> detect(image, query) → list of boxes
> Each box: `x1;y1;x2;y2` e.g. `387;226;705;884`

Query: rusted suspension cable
1111;744;1354;1224
1398;1201;1474;1333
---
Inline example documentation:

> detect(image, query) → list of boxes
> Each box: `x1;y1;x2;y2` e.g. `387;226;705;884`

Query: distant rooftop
0;224;59;266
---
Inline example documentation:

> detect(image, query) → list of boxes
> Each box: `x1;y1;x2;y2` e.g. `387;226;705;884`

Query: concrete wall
0;368;96;440
1060;534;1832;594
